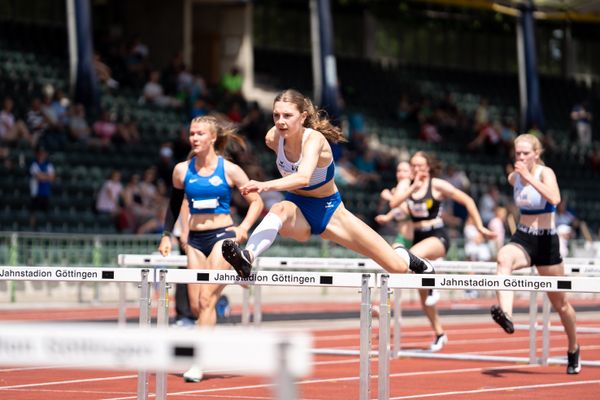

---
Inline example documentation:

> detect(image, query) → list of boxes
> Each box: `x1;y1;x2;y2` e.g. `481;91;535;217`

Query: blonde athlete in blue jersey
221;89;433;279
158;115;263;382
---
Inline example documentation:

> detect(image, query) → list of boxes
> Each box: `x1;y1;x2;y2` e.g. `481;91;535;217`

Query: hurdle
117;254;600;364
379;273;600;370
0;322;312;400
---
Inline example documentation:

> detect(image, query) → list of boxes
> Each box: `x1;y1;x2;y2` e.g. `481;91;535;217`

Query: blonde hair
190;114;246;155
514;133;544;165
274;89;346;143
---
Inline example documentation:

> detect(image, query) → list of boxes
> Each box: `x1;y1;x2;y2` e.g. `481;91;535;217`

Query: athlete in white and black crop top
491;134;579;374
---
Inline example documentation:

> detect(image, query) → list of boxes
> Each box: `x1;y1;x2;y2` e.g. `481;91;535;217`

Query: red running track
0;309;599;400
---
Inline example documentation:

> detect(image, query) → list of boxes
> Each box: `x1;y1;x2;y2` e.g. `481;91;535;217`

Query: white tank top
275;128;335;191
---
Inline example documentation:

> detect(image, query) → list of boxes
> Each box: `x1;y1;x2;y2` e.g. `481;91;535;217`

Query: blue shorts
284;192;342;235
188;226;236;257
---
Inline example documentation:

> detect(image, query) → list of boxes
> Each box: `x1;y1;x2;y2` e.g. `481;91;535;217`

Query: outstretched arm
225;161;264;242
435;178;496;239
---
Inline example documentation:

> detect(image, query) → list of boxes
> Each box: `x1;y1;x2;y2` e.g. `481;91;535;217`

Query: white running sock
394;246;411;267
245;213;283;259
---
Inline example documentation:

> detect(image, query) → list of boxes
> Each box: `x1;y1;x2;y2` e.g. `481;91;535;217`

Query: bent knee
269;202;289;216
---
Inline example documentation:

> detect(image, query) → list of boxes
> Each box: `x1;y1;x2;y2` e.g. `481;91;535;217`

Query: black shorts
509;229;562;267
188;226;236;257
413;227;450;254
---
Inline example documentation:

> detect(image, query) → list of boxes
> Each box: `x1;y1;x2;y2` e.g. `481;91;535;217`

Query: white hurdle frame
0;266;313;400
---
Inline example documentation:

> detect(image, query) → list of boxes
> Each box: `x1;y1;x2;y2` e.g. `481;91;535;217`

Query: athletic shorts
413;226;450;253
188;226;236;257
509;227;562;267
284;191;342;235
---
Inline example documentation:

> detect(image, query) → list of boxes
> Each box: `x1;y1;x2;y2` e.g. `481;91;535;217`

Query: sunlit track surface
0;316;598;400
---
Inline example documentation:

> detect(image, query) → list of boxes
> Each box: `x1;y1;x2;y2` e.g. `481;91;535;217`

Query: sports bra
407;178;443;222
184;156;231;214
513;166;556;215
276;128;335;191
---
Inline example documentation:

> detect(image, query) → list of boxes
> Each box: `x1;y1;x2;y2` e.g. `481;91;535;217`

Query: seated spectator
92;110;118;146
555;198;579;233
26;97;50;145
418;117;442;143
96;170;123;215
114;114;140;144
94;52;119;90
68;103;92;143
142;70;181;108
1;96;35;147
468;120;502;154
571;102;592;149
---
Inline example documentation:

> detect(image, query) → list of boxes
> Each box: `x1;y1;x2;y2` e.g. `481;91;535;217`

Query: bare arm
225;160;264;242
389;173;425;208
434;178;496;239
241;130;324;194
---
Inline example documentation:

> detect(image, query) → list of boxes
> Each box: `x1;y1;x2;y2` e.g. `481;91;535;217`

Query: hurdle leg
155;270;169;400
254;285;263;326
392;288;402;358
541;294;551;366
528;291;538;364
378;275;390;400
359;274;372;400
242;287;251;325
118;283;127;327
137;269;151;400
274;340;298;400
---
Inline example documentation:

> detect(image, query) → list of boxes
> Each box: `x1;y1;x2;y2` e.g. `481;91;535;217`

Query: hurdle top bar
0;266;147;282
0;323;312;376
384;273;600;293
117;254;600;275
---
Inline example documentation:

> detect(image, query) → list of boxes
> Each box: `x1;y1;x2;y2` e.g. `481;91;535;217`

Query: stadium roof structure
415;0;600;22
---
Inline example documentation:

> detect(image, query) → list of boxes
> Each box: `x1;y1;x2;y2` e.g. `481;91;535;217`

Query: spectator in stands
571;102;592;149
468;119;502;155
387;150;495;351
1;96;35;147
478;186;501;226
218;89;434;303
94;52;119;90
118;173;151;233
158;115;264;382
92;110;118;146
68;103;92;144
26;97;50;146
172;125;192;162
555;198;580;235
239;101;267;142
490;133;580;375
473;97;490;132
96;170;123;217
418;116;443;143
221;66;244;102
142;70;181;108
114;114;140;144
29;146;55;230
156;144;176;185
443;164;471;224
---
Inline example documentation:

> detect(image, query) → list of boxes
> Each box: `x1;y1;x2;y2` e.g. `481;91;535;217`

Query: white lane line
101;364;540;399
389;379;600;399
0;374;137;390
